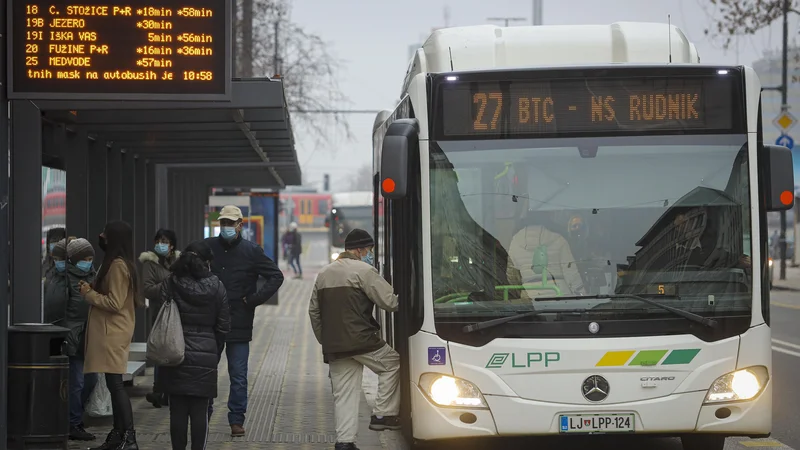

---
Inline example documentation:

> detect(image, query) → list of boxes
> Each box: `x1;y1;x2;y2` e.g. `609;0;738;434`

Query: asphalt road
768;289;800;449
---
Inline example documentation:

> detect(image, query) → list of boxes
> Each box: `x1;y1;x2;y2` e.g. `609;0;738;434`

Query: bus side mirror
766;144;795;212
380;119;419;200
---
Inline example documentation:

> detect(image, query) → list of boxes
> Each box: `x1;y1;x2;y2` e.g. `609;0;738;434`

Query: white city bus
371;23;795;449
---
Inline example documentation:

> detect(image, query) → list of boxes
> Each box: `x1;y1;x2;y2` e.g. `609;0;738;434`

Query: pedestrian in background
140;228;180;408
64;238;100;441
43;238;69;325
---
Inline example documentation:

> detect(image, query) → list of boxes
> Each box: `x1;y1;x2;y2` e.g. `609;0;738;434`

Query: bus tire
681;435;725;450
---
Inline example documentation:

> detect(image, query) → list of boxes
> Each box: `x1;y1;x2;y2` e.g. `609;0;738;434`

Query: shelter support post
66;128;90;239
106;147;122;221
155;165;168;229
11;100;44;324
135;157;147;257
146;162;157;240
0;0;10;439
87;143;107;260
121;151;136;232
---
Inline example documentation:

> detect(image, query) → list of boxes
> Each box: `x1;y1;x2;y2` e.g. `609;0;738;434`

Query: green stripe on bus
661;349;701;365
628;350;668;366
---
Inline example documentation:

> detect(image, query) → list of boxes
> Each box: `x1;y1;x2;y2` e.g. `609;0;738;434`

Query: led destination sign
9;0;230;100
438;74;737;138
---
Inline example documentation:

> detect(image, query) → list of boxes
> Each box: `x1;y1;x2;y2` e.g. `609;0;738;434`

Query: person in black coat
203;205;284;436
155;240;230;450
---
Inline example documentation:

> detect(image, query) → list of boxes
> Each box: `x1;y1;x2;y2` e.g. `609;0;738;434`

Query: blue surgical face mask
154;243;170;256
361;251;374;266
49;243;56;253
76;260;93;273
221;227;238;240
54;260;66;273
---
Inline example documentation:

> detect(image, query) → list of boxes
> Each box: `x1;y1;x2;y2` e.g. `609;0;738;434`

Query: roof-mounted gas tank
404;22;700;89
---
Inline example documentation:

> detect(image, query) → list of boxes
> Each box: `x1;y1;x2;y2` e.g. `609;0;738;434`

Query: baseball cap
218;205;243;222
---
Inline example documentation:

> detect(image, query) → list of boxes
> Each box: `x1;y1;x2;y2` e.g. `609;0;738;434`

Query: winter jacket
83;259;136;375
43;266;68;325
155;273;230;399
507;225;584;298
204;235;284;342
287;231;302;256
139;250;181;306
63;263;96;357
308;252;398;361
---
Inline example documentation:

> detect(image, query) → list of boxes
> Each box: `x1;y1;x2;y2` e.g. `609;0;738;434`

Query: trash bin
6;323;70;450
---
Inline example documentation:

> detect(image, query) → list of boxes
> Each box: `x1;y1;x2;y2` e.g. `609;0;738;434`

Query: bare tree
348;164;373;191
704;0;800;48
236;0;352;145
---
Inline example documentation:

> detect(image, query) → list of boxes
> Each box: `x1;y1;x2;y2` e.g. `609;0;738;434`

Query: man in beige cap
205;205;284;436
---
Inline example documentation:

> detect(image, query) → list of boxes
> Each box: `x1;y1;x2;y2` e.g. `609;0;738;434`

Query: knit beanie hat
344;229;374;250
51;239;68;260
67;238;95;265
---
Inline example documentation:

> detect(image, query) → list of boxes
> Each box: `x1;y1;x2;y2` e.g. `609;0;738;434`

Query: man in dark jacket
309;229;400;450
204;205;284;437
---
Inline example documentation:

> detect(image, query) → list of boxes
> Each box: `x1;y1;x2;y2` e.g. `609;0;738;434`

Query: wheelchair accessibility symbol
428;347;446;365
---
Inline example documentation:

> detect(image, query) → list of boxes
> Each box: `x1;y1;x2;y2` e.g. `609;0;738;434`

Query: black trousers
170;395;211;450
105;373;134;431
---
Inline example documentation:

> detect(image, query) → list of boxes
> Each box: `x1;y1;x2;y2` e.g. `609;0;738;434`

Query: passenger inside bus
506;210;585;298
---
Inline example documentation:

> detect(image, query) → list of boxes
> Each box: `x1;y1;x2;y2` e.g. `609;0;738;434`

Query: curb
771;285;800;292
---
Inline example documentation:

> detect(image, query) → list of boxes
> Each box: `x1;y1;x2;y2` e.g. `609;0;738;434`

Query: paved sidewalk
72;277;405;450
771;263;800;292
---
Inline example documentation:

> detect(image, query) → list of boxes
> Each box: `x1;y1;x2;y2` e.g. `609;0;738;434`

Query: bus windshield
331;205;372;248
429;135;753;335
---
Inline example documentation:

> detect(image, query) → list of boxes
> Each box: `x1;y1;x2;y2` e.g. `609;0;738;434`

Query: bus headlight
704;366;769;404
418;373;488;409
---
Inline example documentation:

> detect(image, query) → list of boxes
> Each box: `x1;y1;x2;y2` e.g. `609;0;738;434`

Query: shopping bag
146;293;185;366
85;374;113;418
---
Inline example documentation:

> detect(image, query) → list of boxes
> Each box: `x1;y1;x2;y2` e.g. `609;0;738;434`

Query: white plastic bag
146;298;185;366
85;374;113;418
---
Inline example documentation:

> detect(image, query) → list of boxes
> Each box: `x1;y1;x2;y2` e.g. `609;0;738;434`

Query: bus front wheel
681;435;725;450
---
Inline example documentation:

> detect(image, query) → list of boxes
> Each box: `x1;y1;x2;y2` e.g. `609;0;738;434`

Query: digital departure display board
436;73;739;138
8;0;231;100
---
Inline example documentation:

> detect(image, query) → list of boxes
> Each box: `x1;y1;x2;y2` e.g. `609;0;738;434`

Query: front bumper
410;379;771;441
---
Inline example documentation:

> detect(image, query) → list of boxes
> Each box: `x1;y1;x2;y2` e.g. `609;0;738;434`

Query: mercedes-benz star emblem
588;322;600;334
582;375;610;402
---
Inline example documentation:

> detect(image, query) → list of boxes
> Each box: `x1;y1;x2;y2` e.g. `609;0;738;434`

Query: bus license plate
559;413;635;433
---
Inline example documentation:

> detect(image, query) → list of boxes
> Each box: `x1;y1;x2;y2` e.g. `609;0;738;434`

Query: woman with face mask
138;228;179;408
43;238;69;325
80;221;142;450
64;237;100;441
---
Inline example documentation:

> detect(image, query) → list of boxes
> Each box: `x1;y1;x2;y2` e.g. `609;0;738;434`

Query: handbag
146;278;185;366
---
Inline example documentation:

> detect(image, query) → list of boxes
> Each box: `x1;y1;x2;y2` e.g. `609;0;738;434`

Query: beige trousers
329;343;401;443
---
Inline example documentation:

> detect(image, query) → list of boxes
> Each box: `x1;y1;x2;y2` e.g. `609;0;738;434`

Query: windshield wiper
534;294;718;329
462;308;588;333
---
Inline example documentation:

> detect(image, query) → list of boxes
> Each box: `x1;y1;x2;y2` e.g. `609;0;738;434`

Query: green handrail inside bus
434;283;562;304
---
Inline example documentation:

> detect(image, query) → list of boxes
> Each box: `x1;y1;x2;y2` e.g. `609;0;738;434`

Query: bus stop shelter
0;77;301;444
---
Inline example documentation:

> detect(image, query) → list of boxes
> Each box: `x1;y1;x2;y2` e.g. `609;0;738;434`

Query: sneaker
68;425;95;441
369;415;401;431
334;443;360;450
230;424;245;437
